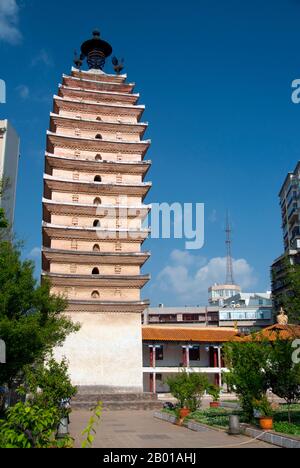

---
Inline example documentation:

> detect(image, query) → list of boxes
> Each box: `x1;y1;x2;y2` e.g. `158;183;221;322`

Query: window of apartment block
156;346;164;361
72;194;79;203
115;265;122;275
189;346;200;361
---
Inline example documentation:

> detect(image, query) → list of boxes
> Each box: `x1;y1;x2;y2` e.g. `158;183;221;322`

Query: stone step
73;392;158;402
72;400;163;411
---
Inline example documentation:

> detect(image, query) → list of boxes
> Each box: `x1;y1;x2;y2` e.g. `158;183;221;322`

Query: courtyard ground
70;410;277;449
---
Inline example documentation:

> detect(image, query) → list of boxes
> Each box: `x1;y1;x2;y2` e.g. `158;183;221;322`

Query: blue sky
1;0;300;306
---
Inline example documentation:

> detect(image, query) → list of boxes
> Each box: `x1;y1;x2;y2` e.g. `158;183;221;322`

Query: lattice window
115;266;122;275
115;242;122;252
71;240;78;250
72;194;79;203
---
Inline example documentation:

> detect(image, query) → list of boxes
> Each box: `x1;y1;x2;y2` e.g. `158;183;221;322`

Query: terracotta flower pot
179;408;190;419
210;402;220;409
259;417;273;431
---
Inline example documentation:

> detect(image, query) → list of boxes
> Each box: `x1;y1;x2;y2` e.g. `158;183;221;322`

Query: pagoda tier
45;153;151;178
42;248;150;266
65;301;149;314
49;114;148;138
53;96;145;120
58;85;139;105
47;132;150;157
44;272;150;288
44;176;151;200
62;74;135;93
43;223;149;242
71;68;127;83
43;199;150;219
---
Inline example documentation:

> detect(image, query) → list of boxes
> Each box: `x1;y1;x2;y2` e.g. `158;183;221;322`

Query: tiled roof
142;326;237;343
235;324;300;342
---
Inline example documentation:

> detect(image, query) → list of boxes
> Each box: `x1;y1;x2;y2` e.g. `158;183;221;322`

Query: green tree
267;339;300;423
20;357;77;418
223;340;271;421
0;179;8;229
0;241;80;390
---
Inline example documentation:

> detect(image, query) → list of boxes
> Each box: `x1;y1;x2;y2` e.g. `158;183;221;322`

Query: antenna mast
225;212;235;285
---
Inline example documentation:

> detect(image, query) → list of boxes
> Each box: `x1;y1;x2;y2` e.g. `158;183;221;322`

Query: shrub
167;372;208;412
207;384;221;402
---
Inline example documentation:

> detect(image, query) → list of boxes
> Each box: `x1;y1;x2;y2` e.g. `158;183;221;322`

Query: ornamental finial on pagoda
74;30;113;70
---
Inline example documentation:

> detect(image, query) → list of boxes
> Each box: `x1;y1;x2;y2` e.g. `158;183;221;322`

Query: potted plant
207;384;221;408
253;396;274;430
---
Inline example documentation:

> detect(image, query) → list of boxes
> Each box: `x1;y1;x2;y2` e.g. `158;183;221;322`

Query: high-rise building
0;120;20;233
272;162;300;305
42;31;152;391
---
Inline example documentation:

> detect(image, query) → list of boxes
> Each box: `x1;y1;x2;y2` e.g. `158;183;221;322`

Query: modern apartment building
0;120;20;232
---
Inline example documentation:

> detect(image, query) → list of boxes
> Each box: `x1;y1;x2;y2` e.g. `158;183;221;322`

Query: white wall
55;311;144;392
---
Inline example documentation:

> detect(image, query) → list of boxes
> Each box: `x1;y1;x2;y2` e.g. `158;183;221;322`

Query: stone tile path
70;410;277;449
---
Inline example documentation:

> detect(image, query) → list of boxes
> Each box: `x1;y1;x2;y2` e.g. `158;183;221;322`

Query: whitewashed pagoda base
54;311;143;392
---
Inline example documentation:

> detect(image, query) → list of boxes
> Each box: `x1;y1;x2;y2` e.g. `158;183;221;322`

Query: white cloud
16;84;29;99
155;250;258;305
0;0;22;45
31;49;53;68
29;247;41;259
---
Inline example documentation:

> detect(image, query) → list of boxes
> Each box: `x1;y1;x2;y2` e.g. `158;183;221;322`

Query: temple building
42;31;152;392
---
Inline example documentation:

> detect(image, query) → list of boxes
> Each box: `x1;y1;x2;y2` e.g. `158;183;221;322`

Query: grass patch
273;422;300;437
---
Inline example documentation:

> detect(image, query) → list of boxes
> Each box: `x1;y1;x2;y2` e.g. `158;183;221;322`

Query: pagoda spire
74;30;113;70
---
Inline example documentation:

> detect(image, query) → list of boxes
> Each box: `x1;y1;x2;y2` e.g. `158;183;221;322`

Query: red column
182;347;187;367
213;348;218;368
150;347;154;368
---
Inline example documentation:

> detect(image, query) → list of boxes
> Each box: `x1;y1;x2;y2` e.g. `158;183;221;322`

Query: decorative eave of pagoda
43;272;150;288
53;96;144;119
62;74;135;93
65;300;150;314
47;131;150;157
42;223;150;242
58;85;139;105
44;175;152;199
42;198;151;219
45;153;151;178
71;67;127;83
42;248;150;266
49;113;148;138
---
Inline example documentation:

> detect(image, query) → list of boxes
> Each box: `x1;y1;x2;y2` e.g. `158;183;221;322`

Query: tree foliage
0;241;80;388
223;341;270;421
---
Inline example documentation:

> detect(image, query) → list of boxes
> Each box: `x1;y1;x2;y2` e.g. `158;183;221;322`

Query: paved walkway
70;410;277;449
